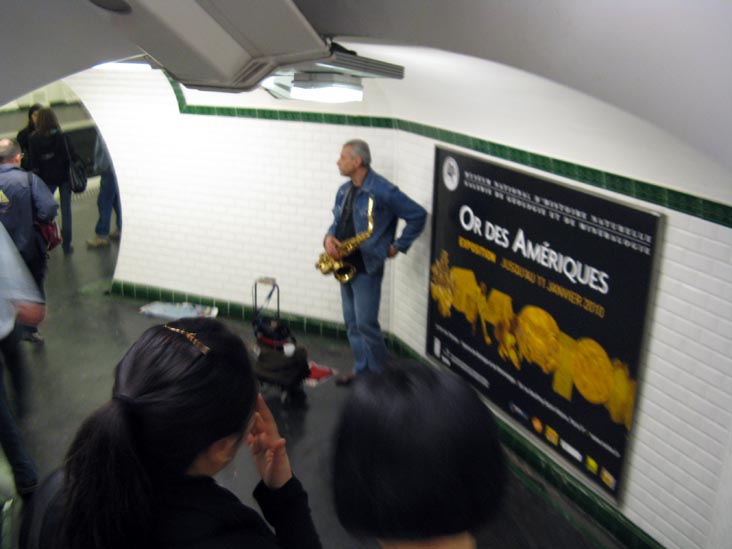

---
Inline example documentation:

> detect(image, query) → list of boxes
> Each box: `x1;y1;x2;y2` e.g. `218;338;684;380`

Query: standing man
324;139;426;385
87;133;122;248
0;138;58;343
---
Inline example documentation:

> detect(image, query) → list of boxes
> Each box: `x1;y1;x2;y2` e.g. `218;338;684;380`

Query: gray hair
0;138;20;164
344;139;371;168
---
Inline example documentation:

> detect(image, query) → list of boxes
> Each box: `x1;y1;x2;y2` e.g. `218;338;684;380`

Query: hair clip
164;325;211;355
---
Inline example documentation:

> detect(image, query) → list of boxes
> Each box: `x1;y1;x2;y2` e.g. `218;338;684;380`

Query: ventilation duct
88;0;330;91
88;0;404;99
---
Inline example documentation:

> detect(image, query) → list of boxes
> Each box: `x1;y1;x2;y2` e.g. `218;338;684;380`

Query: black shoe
63;245;74;255
335;373;356;386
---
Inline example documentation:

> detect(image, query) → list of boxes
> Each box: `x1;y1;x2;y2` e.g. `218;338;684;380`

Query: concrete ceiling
294;0;732;176
3;0;731;179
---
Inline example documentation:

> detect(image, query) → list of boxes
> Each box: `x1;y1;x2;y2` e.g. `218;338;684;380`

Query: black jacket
16;126;33;170
153;475;321;549
23;472;321;549
28;130;71;187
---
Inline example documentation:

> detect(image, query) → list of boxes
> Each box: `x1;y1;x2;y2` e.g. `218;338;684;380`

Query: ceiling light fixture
290;73;364;103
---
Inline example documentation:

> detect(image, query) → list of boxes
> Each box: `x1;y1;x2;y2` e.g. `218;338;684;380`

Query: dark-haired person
28;107;79;254
16;104;42;171
22;318;321;549
0;138;57;346
331;362;506;549
323;139;426;385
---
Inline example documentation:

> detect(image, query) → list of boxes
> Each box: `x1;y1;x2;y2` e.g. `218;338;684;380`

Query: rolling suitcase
251;278;309;402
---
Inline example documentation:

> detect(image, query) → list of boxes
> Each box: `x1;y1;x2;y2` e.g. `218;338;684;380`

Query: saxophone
316;196;374;283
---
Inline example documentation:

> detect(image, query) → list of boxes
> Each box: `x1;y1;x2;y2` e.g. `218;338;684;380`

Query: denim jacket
326;169;427;274
0;165;57;263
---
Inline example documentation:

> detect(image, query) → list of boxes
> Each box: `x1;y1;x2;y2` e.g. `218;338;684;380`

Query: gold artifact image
429;250;637;429
571;338;614;405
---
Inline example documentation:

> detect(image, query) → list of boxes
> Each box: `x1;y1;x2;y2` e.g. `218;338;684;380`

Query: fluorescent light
291;73;363;103
291;84;363;103
92;61;152;72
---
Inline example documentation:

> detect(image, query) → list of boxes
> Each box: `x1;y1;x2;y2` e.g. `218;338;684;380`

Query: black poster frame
426;146;662;498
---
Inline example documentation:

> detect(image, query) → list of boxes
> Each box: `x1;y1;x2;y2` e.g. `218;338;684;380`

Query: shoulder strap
27;171;37;217
62;134;72;161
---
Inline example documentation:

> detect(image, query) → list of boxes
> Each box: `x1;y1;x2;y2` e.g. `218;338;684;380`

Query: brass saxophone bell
334;264;356;283
316;196;374;284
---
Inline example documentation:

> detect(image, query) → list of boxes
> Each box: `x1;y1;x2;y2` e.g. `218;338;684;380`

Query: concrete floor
9;192;627;548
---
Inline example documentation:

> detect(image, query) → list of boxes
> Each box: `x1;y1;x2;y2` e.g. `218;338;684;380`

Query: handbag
27;173;62;250
63;135;87;194
35;220;62;251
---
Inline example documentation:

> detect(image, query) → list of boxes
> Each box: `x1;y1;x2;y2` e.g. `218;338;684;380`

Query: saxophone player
323;140;427;385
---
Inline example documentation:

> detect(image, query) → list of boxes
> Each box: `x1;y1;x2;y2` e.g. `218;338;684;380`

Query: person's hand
387;244;399;258
325;235;341;259
14;302;45;326
246;394;293;489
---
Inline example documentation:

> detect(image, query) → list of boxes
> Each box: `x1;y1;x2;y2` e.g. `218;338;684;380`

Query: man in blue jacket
0;138;58;343
324;140;426;385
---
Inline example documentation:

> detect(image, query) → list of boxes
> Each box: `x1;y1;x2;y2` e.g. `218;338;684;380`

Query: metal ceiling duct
88;0;330;91
88;0;404;98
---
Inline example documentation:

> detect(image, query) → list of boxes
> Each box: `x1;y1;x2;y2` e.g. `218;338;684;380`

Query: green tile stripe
112;278;662;548
507;462;622;549
164;76;730;229
496;418;662;549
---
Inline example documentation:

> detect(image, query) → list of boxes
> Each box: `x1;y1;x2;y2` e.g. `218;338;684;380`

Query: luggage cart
251;277;309;404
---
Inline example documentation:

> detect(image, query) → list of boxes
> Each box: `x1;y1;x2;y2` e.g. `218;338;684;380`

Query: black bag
254;315;294;348
63;135;87;194
253;346;310;390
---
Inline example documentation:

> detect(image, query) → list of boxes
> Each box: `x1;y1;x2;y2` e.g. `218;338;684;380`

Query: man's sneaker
22;332;44;344
109;230;121;241
87;235;110;248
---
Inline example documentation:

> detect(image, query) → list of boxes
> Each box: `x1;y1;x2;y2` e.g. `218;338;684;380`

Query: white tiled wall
65;65;732;549
65;67;397;330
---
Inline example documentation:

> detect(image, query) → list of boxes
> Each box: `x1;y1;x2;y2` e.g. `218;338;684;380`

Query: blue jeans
95;169;121;236
0;325;38;496
47;181;72;252
340;268;389;374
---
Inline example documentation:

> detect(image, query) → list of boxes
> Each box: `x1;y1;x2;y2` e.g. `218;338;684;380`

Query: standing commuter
22;318;322;549
331;362;507;549
16;104;42;171
87;133;122;248
28;107;77;255
0;223;42;500
0;138;57;343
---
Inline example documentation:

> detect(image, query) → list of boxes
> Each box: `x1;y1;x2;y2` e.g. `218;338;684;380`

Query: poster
426;147;661;497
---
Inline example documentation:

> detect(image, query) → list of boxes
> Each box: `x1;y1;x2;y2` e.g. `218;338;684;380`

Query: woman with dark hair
23;318;321;549
332;362;506;549
28;107;78;254
15;103;42;171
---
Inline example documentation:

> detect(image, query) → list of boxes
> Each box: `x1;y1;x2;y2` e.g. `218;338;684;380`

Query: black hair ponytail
59;318;257;548
61;399;151;549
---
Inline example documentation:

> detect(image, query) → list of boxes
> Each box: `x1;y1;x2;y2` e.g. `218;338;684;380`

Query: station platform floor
8;192;629;548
